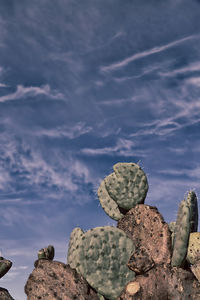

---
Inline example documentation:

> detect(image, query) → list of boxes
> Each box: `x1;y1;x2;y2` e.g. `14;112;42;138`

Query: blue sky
1;0;200;298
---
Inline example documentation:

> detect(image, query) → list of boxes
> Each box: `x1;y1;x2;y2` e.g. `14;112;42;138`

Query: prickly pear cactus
67;226;136;300
171;198;191;267
186;190;198;233
38;245;55;260
169;221;176;247
67;227;84;269
171;191;199;268
98;162;148;221
0;257;12;279
186;232;200;265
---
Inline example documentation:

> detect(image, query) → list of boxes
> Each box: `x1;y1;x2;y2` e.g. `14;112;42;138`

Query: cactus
38;245;55;260
98;162;148;221
171;191;198;267
0;257;12;279
169;221;176;248
186;232;200;265
186;190;198;233
67;226;136;300
171;199;191;267
67;227;84;269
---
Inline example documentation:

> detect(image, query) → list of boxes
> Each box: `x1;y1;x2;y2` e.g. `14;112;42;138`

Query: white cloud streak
129;96;200;137
101;35;198;72
0;84;64;103
159;61;200;77
81;138;149;157
37;122;92;139
0;83;8;87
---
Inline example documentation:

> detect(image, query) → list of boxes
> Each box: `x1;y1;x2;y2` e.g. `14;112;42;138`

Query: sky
0;0;200;299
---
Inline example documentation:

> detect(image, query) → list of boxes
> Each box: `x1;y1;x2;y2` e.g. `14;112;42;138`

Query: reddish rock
25;259;100;300
117;264;200;300
117;204;172;270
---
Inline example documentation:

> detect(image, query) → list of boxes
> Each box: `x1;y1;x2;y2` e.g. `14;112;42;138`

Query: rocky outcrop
25;259;100;300
117;264;200;300
24;163;200;299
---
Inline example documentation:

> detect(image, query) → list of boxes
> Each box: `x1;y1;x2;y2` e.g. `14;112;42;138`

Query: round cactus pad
70;226;136;300
186;232;200;265
98;163;148;221
104;162;148;210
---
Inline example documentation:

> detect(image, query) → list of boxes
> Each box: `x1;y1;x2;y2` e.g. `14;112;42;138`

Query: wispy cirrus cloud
158;165;200;179
186;76;200;86
159;61;200;78
0;134;93;197
0;83;8;87
36;122;92;139
101;35;198;72
129;95;200;138
81;137;149;157
0;84;64;103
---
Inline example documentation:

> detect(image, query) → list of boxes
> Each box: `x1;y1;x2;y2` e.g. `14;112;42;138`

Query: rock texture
117;264;200;300
25;203;200;300
117;204;172;268
25;259;100;300
0;287;15;300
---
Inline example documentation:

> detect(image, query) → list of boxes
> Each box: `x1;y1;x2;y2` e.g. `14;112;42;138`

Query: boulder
25;259;100;300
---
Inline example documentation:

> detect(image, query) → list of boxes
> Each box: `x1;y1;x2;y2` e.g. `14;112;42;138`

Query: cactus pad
169;221;176;247
97;180;124;221
67;227;84;270
67;226;135;300
186;191;198;233
172;191;199;268
38;245;55;260
171;199;191;267
0;257;12;279
186;232;200;265
98;162;148;220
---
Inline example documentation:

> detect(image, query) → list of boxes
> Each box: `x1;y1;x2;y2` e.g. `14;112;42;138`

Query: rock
25;259;100;300
127;245;155;274
117;264;200;300
0;287;15;300
117;204;172;269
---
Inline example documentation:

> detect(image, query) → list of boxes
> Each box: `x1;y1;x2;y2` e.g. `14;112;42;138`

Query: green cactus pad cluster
171;191;198;267
98;162;148;221
67;226;135;300
186;232;200;265
38;245;55;260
